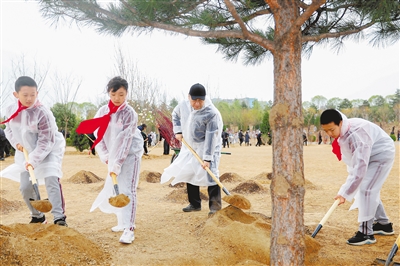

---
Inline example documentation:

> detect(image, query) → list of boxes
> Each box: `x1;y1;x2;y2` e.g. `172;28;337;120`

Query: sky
1;1;399;108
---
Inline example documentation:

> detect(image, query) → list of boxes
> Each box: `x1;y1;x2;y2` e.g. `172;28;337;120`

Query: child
0;76;67;226
76;76;143;244
320;109;395;246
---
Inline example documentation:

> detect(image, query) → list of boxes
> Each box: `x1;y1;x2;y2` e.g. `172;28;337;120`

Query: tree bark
269;1;305;265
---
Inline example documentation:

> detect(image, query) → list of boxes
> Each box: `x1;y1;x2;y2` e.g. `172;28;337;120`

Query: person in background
245;131;250;146
320;109;395;246
138;124;148;155
0;128;6;160
76;76;143;244
161;83;223;216
238;130;244;146
221;129;229;148
156;123;170;155
87;133;96;156
303;133;308;146
0;76;67;226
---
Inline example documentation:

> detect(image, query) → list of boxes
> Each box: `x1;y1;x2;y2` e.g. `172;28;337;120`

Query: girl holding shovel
76;76;143;244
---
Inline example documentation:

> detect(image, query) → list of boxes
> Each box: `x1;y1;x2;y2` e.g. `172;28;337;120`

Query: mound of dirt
165;189;208;204
140;171;161;183
0;223;110;265
219;172;244;183
68;170;103;184
195;206;321;265
231;180;267;194
169;182;185;188
253;171;273;180
0;198;23;214
305;179;317;190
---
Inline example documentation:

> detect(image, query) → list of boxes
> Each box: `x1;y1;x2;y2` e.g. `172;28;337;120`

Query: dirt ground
0;142;399;265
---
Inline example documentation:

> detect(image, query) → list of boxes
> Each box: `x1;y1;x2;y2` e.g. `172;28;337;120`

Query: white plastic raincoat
337;112;395;222
89;102;143;229
0;99;65;182
161;97;223;186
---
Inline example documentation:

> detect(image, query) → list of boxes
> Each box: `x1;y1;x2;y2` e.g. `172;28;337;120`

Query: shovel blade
374;258;400;266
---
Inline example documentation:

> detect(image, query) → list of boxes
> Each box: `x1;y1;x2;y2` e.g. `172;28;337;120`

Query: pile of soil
0;198;23;214
165;188;208;203
68;170;103;184
140;171;161;183
231;180;266;194
220;172;244;182
0;224;110;265
253;172;272;181
169;182;185;188
194;205;322;265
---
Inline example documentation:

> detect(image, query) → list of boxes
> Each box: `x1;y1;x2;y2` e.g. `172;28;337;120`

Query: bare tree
1;55;51;117
49;72;82;137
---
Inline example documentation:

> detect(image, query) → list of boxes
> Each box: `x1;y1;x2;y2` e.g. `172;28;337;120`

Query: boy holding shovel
0;76;67;226
320;109;395;246
76;76;143;244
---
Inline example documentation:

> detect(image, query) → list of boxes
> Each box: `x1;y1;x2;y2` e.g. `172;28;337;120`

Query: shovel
108;172;130;208
311;199;340;238
374;234;400;266
22;148;52;213
181;138;251;210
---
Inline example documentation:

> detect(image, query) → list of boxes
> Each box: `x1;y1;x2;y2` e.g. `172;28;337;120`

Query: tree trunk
269;1;305;265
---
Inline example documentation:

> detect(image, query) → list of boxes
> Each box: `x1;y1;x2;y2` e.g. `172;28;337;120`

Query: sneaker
119;229;135;244
5;154;10;158
373;222;394;235
347;231;376;246
30;215;47;224
182;204;201;212
111;225;124;232
54;217;68;227
0;158;4;161
208;209;218;216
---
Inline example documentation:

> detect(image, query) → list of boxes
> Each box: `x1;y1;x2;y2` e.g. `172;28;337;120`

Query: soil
0;143;399;265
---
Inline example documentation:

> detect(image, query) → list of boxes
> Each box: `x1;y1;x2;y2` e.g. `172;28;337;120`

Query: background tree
39;1;400;264
49;72;82;137
1;55;50;118
51;103;77;137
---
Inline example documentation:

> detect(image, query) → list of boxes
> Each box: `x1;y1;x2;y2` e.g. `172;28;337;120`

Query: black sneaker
347;231;376;246
54;217;68;227
373;222;394;235
30;215;47;224
182;204;201;212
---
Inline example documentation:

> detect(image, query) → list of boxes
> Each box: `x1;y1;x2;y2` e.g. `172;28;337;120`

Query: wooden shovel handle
181;138;229;194
111;172;118;185
22;148;38;185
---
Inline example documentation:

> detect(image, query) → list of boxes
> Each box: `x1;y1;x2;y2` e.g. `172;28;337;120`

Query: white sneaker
119;229;135;244
111;225;124;232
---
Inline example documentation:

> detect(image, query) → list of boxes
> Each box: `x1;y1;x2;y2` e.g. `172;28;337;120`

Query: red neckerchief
76;100;119;149
1;101;28;124
332;138;341;161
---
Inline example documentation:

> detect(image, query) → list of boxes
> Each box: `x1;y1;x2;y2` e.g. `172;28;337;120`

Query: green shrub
66;138;73;146
390;134;396;141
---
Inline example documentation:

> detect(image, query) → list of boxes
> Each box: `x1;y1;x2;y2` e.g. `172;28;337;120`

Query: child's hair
15;76;37;92
320;109;342;126
107;76;128;93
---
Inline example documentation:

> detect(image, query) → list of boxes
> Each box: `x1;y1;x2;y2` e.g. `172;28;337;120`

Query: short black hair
320;109;342;126
107;76;128;93
15;76;37;92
